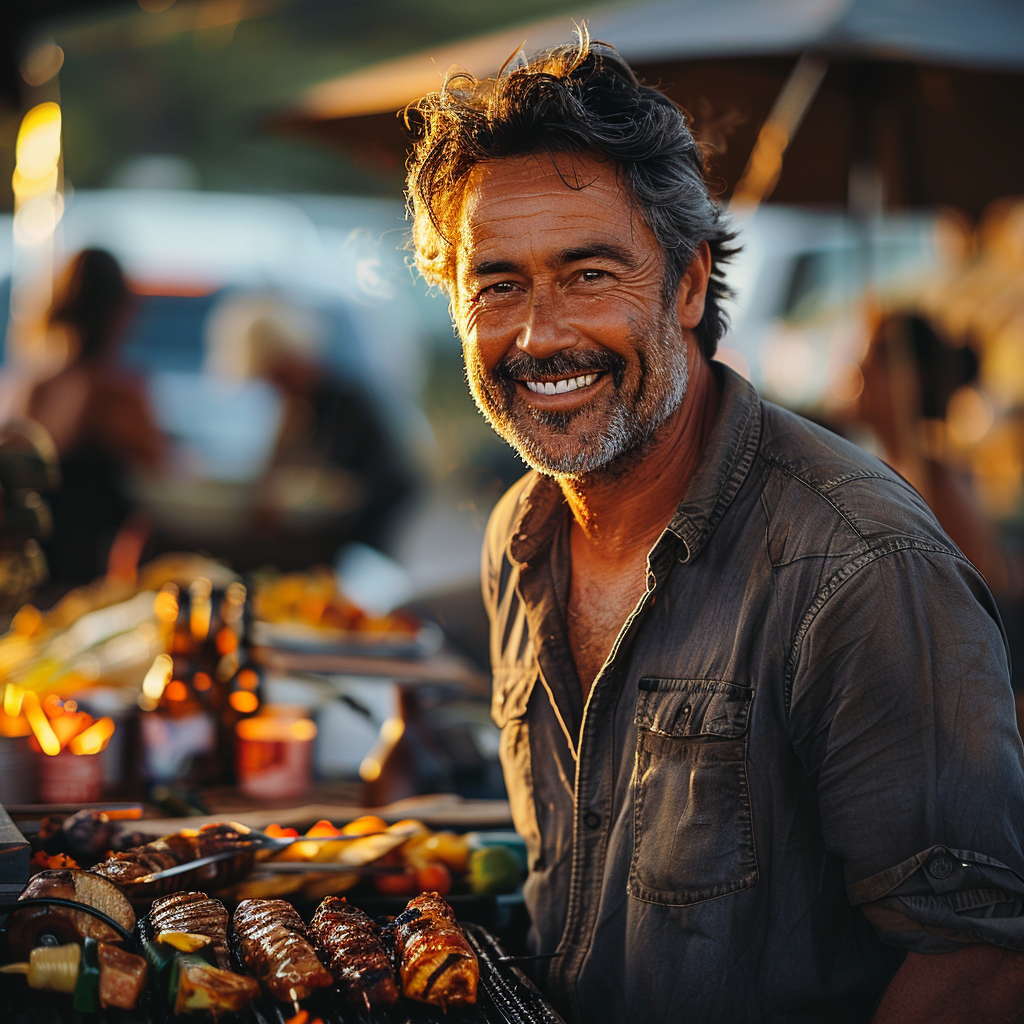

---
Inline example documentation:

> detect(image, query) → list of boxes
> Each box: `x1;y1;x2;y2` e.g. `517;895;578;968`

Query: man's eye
483;281;518;296
579;269;607;283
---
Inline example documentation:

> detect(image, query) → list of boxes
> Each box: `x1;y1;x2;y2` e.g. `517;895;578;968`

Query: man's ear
677;241;712;330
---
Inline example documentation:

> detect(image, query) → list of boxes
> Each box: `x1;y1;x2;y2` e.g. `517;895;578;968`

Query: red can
36;748;104;803
235;714;316;801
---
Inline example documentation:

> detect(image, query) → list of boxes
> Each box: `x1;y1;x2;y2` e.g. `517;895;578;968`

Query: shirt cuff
848;845;1024;954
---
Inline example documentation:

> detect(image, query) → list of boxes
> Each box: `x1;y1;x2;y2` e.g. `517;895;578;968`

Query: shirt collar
666;363;762;562
506;362;762;567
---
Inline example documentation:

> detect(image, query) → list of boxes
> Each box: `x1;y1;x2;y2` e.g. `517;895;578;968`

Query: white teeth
524;373;599;395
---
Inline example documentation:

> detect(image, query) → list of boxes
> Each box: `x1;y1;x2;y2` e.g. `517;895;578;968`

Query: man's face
452;153;691;478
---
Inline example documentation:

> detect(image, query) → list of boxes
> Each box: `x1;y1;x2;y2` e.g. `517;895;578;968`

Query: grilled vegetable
394;893;478;1010
232;899;333;1003
5;869;135;957
310;896;399;1008
156;931;213;953
171;955;260;1016
0;939;148;1011
0;943;80;992
150;892;231;970
73;937;100;1013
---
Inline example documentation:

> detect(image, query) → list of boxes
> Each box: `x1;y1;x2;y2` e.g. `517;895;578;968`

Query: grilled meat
150;892;231;970
97;943;149;1010
310;896;399;1007
232;899;333;1002
93;823;254;896
394;892;478;1009
6;869;135;957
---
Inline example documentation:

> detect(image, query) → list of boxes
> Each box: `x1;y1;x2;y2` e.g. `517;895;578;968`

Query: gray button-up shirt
482;365;1024;1024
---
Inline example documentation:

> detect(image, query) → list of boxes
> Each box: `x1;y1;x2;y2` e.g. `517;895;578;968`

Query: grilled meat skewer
93;823;254;897
394;892;478;1009
232;899;332;1003
150;892;232;970
310;896;399;1008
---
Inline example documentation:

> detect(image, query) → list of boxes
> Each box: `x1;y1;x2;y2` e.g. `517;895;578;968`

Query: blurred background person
854;311;1004;586
201;293;416;572
10;248;165;585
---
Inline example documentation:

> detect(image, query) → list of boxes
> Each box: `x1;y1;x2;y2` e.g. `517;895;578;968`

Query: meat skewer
149;891;232;970
93;823;255;897
144;892;260;1015
232;899;333;1005
394;892;478;1010
310;896;399;1011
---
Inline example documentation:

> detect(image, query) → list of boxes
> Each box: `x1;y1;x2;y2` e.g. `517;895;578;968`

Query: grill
3;917;564;1024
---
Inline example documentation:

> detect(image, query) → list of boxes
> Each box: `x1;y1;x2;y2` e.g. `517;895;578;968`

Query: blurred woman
24;248;165;583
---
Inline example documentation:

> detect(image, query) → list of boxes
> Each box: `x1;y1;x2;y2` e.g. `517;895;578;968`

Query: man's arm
872;945;1024;1023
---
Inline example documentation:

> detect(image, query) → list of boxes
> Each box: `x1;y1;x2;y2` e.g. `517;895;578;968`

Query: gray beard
467;310;690;480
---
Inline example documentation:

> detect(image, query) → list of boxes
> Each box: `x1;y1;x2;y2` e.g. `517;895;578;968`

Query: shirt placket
549;536;678;1020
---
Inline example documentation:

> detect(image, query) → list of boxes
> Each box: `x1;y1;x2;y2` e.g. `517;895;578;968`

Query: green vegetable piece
468;845;522;895
73;937;99;1014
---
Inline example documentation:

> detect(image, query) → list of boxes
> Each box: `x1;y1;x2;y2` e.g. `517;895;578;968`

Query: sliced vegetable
73;937;100;1013
0;943;81;993
156;931;213;953
171;954;260;1016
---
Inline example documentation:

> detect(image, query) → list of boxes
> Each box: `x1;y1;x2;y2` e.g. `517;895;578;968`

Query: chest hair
567;556;647;699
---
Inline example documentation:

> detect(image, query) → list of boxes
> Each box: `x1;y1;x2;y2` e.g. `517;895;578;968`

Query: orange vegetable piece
264;824;299;839
415;862;452;895
305;819;341;838
373;865;417;896
341;815;388;835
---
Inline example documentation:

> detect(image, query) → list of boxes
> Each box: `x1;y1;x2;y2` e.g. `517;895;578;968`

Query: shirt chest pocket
629;677;758;906
491;666;543;872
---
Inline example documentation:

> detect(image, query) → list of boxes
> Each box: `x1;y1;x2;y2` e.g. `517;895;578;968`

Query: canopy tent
281;0;1024;214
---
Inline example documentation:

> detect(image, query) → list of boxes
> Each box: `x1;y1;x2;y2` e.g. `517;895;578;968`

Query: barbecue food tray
1;919;564;1024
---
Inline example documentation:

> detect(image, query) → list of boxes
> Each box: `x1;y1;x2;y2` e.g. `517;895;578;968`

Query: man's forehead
455;153;634;262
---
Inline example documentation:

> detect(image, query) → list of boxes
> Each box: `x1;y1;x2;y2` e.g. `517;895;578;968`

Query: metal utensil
132;822;417;885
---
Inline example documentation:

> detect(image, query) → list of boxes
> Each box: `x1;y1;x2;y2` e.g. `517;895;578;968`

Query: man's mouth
522;373;601;396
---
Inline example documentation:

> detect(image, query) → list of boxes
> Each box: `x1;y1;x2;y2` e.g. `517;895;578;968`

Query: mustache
493;349;627;389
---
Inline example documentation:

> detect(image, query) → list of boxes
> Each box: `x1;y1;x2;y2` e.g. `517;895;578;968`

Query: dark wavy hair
404;31;739;359
50;248;130;361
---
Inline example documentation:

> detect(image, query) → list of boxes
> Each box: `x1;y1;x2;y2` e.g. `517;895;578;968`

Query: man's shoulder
754;400;957;556
481;471;542;588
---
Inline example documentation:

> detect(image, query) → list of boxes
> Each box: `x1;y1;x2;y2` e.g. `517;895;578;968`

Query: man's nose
517;290;577;359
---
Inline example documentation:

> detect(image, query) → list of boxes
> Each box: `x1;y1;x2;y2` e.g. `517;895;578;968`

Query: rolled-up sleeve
789;544;1024;952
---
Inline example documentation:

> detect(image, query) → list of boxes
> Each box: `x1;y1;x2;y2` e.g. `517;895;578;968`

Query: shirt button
928;854;954;879
583;811;601;830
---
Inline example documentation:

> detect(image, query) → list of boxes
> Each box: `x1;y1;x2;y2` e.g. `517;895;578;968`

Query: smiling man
405;36;1024;1024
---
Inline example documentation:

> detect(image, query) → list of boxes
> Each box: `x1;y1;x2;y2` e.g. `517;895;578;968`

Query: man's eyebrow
555;242;640;269
470;244;639;279
470;259;522;278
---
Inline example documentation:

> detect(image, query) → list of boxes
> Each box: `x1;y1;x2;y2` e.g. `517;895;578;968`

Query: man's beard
464;307;690;479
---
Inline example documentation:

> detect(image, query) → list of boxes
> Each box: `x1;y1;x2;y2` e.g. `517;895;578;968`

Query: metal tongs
133;821;419;884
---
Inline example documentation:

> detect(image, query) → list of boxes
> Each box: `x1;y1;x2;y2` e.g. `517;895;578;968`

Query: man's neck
559;349;720;564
